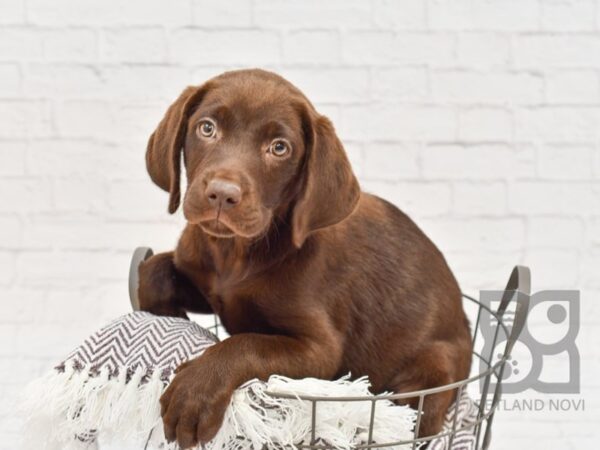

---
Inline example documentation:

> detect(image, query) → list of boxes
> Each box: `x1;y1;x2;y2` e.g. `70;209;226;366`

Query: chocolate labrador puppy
139;69;472;448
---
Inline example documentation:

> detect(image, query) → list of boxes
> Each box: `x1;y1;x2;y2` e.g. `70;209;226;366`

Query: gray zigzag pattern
60;312;218;378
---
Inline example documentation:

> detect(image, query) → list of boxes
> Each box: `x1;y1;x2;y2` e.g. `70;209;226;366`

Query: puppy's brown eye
197;120;216;138
270;140;290;157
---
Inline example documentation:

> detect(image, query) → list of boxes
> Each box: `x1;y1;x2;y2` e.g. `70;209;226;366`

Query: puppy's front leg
160;314;342;448
138;251;212;318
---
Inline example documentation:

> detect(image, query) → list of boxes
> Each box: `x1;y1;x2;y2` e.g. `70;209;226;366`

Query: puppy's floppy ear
146;85;207;214
291;114;360;248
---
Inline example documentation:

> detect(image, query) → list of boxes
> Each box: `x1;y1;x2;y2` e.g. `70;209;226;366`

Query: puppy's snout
205;179;242;210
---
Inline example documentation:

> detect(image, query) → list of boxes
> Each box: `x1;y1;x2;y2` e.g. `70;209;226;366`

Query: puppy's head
146;69;359;248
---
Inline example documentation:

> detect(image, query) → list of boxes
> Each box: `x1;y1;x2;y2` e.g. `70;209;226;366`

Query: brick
22;215;181;251
537;145;594;180
0;28;43;61
23;64;105;98
428;0;473;30
340;31;394;65
27;139;116;176
342;31;455;66
419;217;526;252
372;0;426;29
55;101;115;139
508;181;600;215
53;178;107;212
0;100;53;138
280;68;369;103
16;322;93;359
283;31;340;65
0;64;20;97
453;182;507;216
447;250;520;292
515;107;600;142
0;0;25;24
515;35;600;68
0;216;22;250
15;250;124;287
0;178;53;213
371;67;428;102
590;217;600;247
0;287;45;324
523;248;580;287
432;71;544;104
170;29;280;65
429;0;540;31
0;325;18;354
107;179;172;219
102;221;182;251
0;358;46;384
459;108;513;141
422;145;535;180
541;0;595;31
27;0;191;26
341;105;457;141
23;215;106;250
546;70;600;104
101;66;190;101
0;141;26;175
254;0;372;28
42;29;97;62
457;33;510;67
192;0;253;27
527;217;584;248
581;248;600;288
0;252;15;285
101;27;166;63
363;144;420;181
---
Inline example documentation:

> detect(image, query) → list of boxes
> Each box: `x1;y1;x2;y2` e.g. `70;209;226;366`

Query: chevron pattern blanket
22;312;476;450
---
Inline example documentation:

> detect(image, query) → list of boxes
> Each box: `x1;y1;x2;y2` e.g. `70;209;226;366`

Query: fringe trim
21;365;417;450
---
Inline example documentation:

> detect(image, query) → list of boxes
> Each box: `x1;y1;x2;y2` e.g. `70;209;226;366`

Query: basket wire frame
129;248;531;450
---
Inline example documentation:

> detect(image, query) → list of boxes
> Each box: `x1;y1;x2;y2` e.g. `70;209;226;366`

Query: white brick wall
1;0;599;448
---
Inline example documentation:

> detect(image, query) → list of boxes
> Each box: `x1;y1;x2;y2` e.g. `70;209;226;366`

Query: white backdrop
1;0;599;448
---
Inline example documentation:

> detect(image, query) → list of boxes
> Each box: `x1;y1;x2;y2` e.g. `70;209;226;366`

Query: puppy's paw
160;358;233;448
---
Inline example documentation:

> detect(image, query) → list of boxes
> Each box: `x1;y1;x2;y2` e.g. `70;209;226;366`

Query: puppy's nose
205;179;242;210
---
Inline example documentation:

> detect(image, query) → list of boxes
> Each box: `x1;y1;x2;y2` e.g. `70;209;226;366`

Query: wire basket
129;247;531;450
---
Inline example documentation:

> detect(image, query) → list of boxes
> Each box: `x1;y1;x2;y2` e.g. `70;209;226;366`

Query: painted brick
101;28;166;63
371;67;429;102
432;71;544;104
280;68;369;103
192;0;253;27
283;30;340;65
546;70;600;104
170;29;281;65
0;0;25;24
452;182;508;216
459;107;513;141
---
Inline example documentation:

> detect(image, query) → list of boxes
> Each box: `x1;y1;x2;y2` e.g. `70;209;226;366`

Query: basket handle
128;247;154;311
498;265;531;356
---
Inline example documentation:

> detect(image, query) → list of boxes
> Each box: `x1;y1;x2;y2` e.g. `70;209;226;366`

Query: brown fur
138;69;472;448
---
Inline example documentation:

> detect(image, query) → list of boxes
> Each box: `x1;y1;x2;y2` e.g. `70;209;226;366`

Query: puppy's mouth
198;218;237;238
188;209;272;240
183;194;273;240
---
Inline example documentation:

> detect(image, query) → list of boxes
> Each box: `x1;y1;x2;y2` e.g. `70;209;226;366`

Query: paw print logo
479;290;580;394
500;354;519;380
